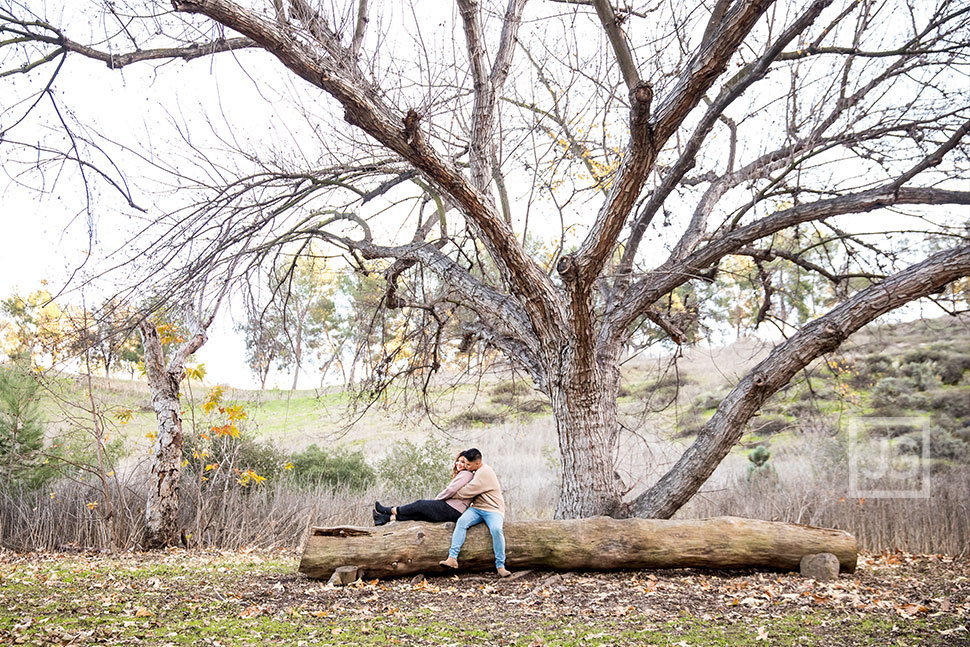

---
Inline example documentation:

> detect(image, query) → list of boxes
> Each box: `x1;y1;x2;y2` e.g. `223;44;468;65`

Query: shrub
902;348;948;364
490;380;532;398
451;408;506;427
928;390;970;419
694;393;721;411
746;445;777;483
897;428;969;462
750;416;789;436
182;430;289;489
288;444;376;492
862;353;894;376
899;361;940;391
939;356;970;385
377;436;453;497
870;377;926;412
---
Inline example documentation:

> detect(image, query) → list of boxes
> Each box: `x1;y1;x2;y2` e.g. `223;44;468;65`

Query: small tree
139;304;220;549
0;363;49;489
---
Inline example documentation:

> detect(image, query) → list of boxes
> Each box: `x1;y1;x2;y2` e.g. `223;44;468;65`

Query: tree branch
613;0;833;298
568;0;780;290
632;241;970;518
591;0;639;90
173;0;567;346
609;186;970;340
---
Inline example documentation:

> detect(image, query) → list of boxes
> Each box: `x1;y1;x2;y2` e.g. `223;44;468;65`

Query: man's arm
455;466;496;499
435;470;473;500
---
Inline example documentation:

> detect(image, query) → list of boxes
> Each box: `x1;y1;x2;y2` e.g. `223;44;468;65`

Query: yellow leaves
205;463;220;472
237;469;265;487
201;385;225;414
145;431;157;441
86;501;99;510
155;322;184;346
223;404;247;423
114;408;134;424
185;363;206;382
211;424;240;438
284;462;294;471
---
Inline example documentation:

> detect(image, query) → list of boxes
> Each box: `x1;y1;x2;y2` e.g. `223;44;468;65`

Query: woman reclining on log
373;452;473;525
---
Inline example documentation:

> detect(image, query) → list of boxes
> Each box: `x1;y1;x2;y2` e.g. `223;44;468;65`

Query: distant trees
239;253;338;389
1;289;68;367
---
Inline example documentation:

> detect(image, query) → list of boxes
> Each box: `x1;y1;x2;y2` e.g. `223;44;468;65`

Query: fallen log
298;516;857;580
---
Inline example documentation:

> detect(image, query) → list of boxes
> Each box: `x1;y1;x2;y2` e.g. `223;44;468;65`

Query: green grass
2;553;966;647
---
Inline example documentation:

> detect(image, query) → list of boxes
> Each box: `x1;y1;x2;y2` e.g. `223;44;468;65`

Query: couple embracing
373;448;511;578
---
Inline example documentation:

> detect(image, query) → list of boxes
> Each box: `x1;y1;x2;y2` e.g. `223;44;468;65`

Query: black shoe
375;501;392;515
373;510;390;526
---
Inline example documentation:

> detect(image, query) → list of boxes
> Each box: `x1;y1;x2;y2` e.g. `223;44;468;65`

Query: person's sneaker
372;510;390;526
439;557;459;570
496;567;512;578
374;501;392;515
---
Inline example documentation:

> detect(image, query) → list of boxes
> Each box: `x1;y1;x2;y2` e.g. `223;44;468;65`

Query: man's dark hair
463;448;482;463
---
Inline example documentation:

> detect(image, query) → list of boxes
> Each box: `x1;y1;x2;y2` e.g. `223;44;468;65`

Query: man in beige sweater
439;448;511;577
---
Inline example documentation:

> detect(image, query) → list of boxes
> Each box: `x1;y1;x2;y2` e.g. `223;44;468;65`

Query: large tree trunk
551;350;624;519
299;516;857;580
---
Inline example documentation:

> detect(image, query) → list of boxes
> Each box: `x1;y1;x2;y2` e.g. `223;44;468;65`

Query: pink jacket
435;470;474;512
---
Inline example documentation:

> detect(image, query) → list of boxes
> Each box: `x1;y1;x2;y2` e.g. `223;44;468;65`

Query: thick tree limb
610;186;970;339
458;0;528;192
631;241;970;518
299;517;857;579
569;0;778;291
612;0;833;296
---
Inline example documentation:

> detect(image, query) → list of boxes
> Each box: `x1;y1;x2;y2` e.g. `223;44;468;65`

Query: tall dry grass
3;421;966;556
679;433;970;556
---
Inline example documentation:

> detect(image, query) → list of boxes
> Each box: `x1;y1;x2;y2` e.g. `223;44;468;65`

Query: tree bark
551;350;624;518
299;516;857;580
138;317;212;549
138;322;186;550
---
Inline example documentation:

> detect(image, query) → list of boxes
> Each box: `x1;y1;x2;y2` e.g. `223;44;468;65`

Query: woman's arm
435;470;474;500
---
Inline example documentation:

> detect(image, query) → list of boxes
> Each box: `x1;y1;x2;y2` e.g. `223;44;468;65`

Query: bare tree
2;0;969;519
139;305;219;549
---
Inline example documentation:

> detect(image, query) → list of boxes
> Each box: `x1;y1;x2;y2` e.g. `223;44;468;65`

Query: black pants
395;499;462;523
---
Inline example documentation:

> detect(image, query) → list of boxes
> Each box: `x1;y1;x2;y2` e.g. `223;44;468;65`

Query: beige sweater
455;464;506;516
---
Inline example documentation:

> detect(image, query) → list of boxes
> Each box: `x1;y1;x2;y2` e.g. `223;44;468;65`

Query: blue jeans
448;507;506;569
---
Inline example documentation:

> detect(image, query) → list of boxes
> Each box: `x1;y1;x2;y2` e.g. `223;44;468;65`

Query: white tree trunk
139;316;212;549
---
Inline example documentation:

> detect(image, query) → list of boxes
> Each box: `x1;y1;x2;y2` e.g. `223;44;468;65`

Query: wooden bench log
298;516;857;580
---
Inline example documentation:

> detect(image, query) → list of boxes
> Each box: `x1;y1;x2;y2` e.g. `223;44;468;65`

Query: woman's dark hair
463;448;482;463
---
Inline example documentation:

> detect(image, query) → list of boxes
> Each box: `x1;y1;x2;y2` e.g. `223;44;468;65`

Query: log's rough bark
299;517;857;580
